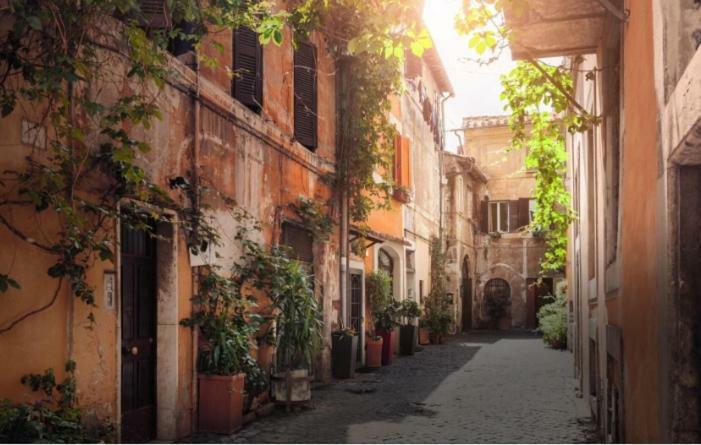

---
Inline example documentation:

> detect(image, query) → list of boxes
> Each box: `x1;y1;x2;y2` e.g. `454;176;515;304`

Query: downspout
190;50;201;435
438;91;454;248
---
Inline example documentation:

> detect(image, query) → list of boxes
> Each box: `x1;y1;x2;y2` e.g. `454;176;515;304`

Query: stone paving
190;332;595;443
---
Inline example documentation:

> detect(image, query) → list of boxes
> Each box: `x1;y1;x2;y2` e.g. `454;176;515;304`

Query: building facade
0;12;341;441
507;0;701;441
451;117;560;332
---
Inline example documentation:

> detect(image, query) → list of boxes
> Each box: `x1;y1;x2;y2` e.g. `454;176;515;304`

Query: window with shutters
233;26;263;113
489;201;509;233
136;1;194;57
393;134;401;183
281;222;314;264
294;42;318;150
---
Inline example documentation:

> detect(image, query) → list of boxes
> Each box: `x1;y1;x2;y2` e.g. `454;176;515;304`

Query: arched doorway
460;256;472;332
484;278;511;329
378;248;395;298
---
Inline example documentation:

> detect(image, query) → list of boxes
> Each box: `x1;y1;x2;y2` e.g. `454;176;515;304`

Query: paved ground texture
190;332;595;443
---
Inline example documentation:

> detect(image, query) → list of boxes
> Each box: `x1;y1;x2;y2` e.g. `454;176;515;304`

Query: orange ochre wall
0;17;337;439
617;0;660;441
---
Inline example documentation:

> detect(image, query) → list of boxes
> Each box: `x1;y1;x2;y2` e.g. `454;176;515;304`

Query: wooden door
120;224;157;442
461;279;472;332
350;273;363;361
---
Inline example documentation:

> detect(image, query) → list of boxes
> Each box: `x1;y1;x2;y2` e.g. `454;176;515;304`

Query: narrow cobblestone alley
190;333;593;444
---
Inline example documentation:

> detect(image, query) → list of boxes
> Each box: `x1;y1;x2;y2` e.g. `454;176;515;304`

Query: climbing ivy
456;0;599;272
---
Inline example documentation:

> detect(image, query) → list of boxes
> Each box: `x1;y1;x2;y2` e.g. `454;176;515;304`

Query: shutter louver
233;26;263;113
509;200;519;232
294;42;318;150
139;0;167;28
480;198;489;233
517;198;530;230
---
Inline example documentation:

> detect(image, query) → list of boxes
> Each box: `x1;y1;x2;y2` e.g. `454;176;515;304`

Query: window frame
489;200;510;233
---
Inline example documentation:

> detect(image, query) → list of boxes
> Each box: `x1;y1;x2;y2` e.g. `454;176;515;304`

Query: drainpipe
190;50;201;435
438;91;454;248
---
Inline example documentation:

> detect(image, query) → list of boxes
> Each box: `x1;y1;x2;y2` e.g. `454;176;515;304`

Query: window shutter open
233;26;263;113
517;198;530;229
509;200;519;232
294;42;318;150
480;198;489;233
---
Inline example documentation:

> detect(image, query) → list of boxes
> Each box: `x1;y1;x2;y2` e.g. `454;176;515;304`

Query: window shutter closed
509;200;519;232
139;0;167;28
233;26;263;113
517;198;530;229
480;198;489;233
294;42;318;150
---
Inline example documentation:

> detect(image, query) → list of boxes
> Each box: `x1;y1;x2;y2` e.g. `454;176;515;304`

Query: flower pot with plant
181;270;260;434
398;299;422;355
331;325;358;379
366;270;399;366
365;332;383;368
418;319;430;345
267;255;323;409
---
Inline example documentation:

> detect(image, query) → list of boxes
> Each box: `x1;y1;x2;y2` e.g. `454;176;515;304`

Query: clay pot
429;332;444;344
198;373;245;434
419;327;430;345
365;336;383;368
376;328;396;365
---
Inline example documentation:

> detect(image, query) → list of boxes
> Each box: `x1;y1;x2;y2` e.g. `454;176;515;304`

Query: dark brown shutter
139;0;167;28
294;42;318;150
233;26;263;113
508;200;519;232
480;198;489;233
281;222;314;264
518;198;530;229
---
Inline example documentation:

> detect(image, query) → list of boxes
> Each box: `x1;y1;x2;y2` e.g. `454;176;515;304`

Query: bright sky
422;0;516;151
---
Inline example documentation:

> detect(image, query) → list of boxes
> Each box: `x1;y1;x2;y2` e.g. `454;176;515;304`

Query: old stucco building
0;10;341;441
507;0;701;441
445;116;561;332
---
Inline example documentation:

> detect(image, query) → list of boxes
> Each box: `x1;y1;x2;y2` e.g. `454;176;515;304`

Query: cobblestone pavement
190;332;595;443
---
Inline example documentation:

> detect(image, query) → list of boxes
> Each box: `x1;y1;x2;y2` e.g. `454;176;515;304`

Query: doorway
461;256;472;332
120;223;157;442
350;272;363;364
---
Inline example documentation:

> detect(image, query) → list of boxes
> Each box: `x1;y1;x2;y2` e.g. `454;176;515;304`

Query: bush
0;362;113;443
536;283;568;349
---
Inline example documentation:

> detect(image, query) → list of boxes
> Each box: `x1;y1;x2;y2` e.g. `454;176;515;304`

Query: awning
349;226;411;249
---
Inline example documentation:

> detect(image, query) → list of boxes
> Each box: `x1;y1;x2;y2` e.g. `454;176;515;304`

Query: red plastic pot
376;328;396;366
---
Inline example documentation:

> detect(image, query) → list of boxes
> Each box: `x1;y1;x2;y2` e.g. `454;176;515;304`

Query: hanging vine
456;0;599;272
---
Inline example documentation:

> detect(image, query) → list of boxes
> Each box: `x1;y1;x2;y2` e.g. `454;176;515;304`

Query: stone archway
478;263;526;329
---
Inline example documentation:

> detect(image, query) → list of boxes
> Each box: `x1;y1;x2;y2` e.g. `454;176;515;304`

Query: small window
281;222;314;264
233;26;263;113
294;41;318;150
489;201;509;233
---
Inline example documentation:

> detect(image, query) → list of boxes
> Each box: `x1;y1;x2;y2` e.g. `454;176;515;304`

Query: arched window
484;278;510;302
378;248;394;296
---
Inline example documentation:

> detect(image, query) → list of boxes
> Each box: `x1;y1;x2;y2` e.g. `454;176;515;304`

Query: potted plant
425;310;453;344
181;270;259;434
365;331;383;368
268;256;323;409
366;271;398;366
418;318;430;345
398;299;422;355
331;325;358;379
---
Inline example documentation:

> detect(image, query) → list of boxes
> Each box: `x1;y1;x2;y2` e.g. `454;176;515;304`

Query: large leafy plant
537;282;568;349
365;270;399;331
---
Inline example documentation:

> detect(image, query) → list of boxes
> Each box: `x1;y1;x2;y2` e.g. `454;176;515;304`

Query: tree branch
0;213;56;253
525;57;593;118
0;277;64;335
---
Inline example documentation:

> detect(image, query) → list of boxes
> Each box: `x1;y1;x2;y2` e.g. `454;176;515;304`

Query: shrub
0;362;113;443
537;283;568;349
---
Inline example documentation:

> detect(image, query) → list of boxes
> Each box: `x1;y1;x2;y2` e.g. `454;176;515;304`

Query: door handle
122;345;139;356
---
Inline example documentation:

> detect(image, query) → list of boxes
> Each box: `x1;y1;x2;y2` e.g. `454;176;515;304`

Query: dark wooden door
461;279;472;332
350;273;363;363
120;224;157;442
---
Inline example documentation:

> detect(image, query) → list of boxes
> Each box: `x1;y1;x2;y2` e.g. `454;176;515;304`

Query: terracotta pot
377;328;396;365
365;336;383;368
429;332;444;344
418;327;430;345
198;373;245;434
271;369;311;404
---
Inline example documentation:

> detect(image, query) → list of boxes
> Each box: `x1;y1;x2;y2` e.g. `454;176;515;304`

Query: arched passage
484;278;511;329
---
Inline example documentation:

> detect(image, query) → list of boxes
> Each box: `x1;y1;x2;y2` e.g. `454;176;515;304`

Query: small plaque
104;271;115;310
